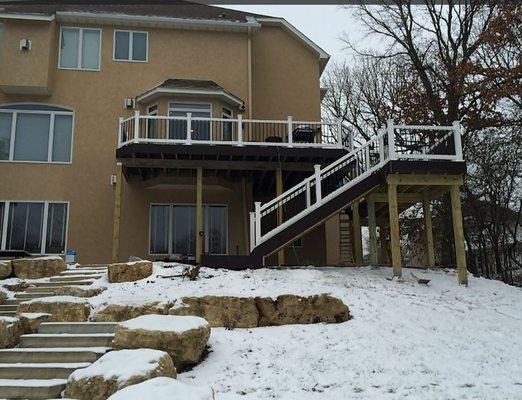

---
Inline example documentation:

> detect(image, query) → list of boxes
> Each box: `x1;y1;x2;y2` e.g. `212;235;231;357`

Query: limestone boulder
114;314;210;370
169;296;259;328
0;290;6;305
106;377;213;400
18;296;90;322
108;261;152;283
0;261;12;279
255;294;350;326
54;285;106;298
2;282;32;292
91;301;172;322
0;317;22;348
12;256;66;279
18;312;53;334
64;349;176;400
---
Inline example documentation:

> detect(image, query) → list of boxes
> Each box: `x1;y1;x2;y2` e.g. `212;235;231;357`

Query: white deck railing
118;112;344;149
250;120;464;251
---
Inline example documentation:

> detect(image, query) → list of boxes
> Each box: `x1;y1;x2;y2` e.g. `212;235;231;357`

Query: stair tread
0;347;111;353
40;322;118;326
0;378;67;387
0;362;90;369
21;333;114;338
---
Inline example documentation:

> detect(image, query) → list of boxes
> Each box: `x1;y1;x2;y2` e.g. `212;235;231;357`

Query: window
59;27;101;70
114;30;148;62
222;107;233;141
149;204;227;256
1;201;68;254
168;102;212;140
0;104;73;163
146;105;158;139
0;24;4;57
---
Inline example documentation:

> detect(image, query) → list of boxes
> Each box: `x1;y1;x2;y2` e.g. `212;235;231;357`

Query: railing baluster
237;114;243;146
186;112;192;144
133;111;140;143
255;202;261;246
305;181;311;207
387;119;395;160
314;164;322;204
452;120;463;161
249;211;255;252
287;116;293;145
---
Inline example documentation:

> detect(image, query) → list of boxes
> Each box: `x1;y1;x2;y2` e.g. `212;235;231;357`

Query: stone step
60;270;105;275
24;287;57;294
49;275;102;282
0;347;110;363
0;311;16;317
0;378;67;399
34;281;93;288
73;265;108;269
15;293;56;300
2;299;22;306
0;305;17;312
20;333;115;348
0;362;90;379
39;322;119;334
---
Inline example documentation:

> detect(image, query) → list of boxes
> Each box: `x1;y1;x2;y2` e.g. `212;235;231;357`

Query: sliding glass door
149;204;227;256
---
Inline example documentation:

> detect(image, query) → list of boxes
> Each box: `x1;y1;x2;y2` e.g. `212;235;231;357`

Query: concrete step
0;305;17;312
0;378;67;399
20;333;114;348
23;287;57;294
60;270;105;275
73;265;108;269
0;362;90;379
0;311;16;317
0;347;110;363
34;281;93;288
49;275;102;282
39;322;118;334
15;293;55;300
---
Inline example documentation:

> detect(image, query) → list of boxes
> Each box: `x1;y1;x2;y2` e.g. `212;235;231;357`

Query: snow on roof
106;377;212;400
19;296;87;304
120;314;208;333
68;349;171;385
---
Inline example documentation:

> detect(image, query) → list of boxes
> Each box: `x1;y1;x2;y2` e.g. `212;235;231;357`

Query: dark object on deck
411;272;431;285
292;126;316;143
0;250;32;258
265;136;283;143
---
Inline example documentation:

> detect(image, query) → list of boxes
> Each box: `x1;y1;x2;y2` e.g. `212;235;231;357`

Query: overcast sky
222;5;371;65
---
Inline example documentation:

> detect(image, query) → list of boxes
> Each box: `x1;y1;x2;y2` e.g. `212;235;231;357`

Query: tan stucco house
0;1;350;266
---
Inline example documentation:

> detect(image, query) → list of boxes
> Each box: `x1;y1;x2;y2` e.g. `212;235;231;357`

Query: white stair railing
250;121;463;251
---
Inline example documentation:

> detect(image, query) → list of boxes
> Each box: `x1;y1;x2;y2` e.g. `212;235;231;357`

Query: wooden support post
367;195;378;265
195;167;203;264
352;201;363;265
450;185;468;285
422;192;435;267
379;224;389;265
276;167;285;266
388;183;402;277
111;162;123;263
241;176;249;255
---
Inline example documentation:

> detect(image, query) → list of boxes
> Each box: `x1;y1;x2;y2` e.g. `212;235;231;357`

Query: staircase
339;212;354;266
0;322;116;399
0;264;107;318
201;121;464;268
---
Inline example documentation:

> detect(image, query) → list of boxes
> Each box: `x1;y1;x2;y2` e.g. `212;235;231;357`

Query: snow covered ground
90;264;522;400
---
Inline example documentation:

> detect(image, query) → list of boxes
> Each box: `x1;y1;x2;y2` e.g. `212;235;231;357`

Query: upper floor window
59;27;101;71
0;104;73;163
114;30;148;62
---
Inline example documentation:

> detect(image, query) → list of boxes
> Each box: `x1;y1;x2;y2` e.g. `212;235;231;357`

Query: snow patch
106;377;213;400
120;315;208;333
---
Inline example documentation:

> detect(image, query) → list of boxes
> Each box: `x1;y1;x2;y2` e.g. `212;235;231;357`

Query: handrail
250;120;463;251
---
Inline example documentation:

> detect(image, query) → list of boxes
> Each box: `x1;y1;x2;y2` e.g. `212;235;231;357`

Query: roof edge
0;13;55;21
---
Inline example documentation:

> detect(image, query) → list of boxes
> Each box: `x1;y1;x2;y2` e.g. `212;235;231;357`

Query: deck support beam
367;195;378;265
379;224;389;265
111;162;123;263
195;167;203;264
387;183;402;277
352;201;363;265
276;167;285;266
422;192;436;267
450;184;468;285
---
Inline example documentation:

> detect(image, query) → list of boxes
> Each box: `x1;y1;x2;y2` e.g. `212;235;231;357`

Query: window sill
0;160;72;165
113;58;148;63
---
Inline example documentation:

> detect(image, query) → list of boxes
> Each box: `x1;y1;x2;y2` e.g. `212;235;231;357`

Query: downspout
247;26;253;119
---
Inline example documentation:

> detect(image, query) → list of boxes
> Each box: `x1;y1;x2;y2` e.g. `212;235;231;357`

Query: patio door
168;102;211;141
149;204;227;257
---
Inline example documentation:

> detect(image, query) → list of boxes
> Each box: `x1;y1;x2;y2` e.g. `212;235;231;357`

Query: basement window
0;201;69;255
114;30;148;62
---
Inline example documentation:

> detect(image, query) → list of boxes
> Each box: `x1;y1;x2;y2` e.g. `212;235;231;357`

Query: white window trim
113;29;148;63
0;108;74;164
58;26;102;71
0;200;70;255
167;101;213;139
148;203;228;256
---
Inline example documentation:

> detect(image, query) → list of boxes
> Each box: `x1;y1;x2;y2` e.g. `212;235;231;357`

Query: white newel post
305;181;311;207
249;211;256;251
287;116;293;145
237;114;243;146
387;119;395;160
336;118;343;148
118;117;124;146
254;202;261;245
453;120;463;161
186;112;192;144
133;111;140;143
314;164;322;204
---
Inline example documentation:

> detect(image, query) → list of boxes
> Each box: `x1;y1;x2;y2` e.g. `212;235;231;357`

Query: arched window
0;103;74;163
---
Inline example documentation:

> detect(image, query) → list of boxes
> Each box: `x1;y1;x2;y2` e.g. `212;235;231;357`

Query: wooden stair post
450;184;468;285
387;182;402;277
352;200;363;265
276;167;285;266
195;167;203;264
422;192;435;267
111;162;123;263
367;195;378;265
